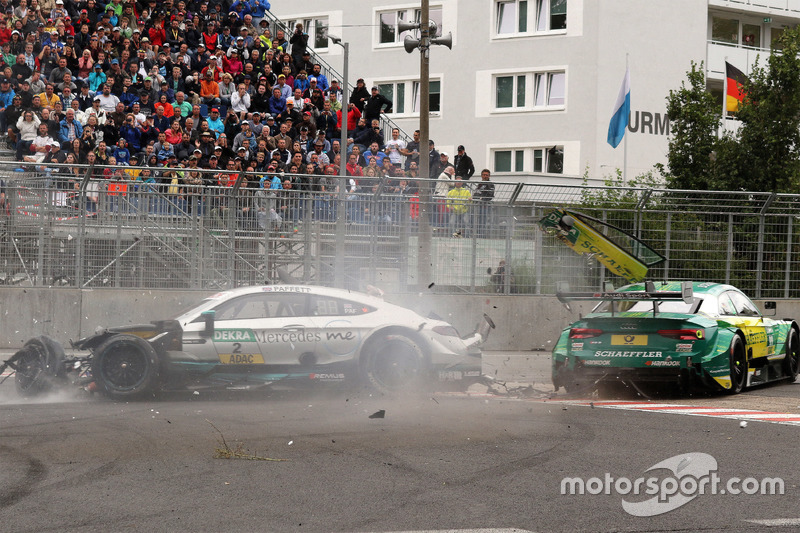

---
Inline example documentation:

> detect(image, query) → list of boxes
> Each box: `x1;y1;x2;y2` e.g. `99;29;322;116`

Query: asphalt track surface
3;353;800;532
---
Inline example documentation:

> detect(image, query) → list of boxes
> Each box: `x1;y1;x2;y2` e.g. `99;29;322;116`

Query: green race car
552;281;800;394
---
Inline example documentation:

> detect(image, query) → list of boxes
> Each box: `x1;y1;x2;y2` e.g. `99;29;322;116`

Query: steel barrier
1;162;798;297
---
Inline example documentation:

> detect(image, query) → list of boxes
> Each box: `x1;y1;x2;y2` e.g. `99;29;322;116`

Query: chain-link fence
1;161;799;297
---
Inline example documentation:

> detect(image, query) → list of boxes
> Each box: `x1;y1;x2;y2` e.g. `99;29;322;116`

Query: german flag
726;61;747;112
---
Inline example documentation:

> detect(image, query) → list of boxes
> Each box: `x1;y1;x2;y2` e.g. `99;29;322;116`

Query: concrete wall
2;288;799;350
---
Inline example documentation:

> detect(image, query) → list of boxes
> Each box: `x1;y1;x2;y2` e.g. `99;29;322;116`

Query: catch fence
1;161;799;298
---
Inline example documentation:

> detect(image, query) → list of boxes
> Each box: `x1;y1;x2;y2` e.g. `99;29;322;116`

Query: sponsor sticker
571;342;584;350
645;360;681;367
309;373;345;381
612;334;648;346
584;360;612;366
213;329;256;343
438;370;464;381
594;351;663;358
676;343;693;352
218;353;265;364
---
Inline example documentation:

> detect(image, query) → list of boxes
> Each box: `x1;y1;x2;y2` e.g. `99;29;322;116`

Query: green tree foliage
664;28;800;192
732;27;800;192
661;61;721;190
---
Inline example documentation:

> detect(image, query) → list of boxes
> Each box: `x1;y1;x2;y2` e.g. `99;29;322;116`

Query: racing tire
14;336;67;397
361;333;426;395
92;334;160;400
727;336;747;395
782;328;800;381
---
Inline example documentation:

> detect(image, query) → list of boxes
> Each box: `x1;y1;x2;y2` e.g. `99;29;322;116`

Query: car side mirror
764;301;777;316
200;310;215;338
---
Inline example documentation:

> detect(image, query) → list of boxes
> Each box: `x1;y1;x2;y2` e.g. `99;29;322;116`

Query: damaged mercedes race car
2;285;494;399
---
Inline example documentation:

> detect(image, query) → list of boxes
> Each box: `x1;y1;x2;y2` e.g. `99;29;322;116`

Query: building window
285;18;329;50
711;16;739;45
494;71;565;111
493;146;563;174
412;80;441;113
496;75;526;108
495;0;565;36
543;0;567;31
377;79;441;115
377;6;443;45
497;1;528;34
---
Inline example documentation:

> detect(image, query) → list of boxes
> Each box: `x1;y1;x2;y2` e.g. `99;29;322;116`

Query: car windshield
171;294;219;320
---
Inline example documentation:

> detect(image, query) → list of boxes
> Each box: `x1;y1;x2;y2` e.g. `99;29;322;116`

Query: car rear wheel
782;329;800;381
92;334;160;400
361;333;425;395
727;336;747;394
14;336;66;397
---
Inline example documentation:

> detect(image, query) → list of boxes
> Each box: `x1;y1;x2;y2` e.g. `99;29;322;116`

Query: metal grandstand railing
3;161;800;297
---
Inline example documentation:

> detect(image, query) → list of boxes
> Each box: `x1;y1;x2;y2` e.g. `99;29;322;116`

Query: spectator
473;169;495;238
489;260;516;293
200;70;220;105
228;82;248;114
454;145;475;180
58;107;83;147
384;128;406;169
363;85;392;123
446;177;471;237
23;122;59;163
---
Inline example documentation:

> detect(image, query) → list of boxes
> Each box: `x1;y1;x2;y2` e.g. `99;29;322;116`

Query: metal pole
417;0;432;290
334;40;349;288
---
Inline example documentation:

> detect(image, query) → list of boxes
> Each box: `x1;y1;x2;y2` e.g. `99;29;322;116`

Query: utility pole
402;0;452;289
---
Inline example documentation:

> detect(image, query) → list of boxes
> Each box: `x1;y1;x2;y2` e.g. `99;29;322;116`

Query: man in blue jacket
0;78;15;135
58;108;84;148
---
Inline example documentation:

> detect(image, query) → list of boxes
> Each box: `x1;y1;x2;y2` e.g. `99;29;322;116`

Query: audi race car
2;285;494;399
552;281;800;394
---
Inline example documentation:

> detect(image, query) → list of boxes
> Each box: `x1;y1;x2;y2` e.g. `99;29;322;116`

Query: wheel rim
98;344;150;391
371;339;420;390
15;345;45;393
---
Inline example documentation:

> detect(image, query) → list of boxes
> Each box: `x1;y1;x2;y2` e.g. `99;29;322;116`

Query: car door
210;292;316;366
724;290;774;359
309;295;377;364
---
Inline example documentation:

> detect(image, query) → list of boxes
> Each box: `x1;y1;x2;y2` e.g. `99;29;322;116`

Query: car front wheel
14;336;66;397
361;333;425;395
92;334;160;400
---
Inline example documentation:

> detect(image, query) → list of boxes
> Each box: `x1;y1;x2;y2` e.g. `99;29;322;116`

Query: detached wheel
782;329;800;381
92;334;160;400
361;334;425;394
14;336;66;397
727;336;747;394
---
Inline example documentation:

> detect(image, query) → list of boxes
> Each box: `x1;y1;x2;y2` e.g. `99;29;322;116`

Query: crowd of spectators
0;0;495;232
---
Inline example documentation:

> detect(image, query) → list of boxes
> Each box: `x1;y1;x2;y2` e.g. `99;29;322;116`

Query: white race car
4;285;494;399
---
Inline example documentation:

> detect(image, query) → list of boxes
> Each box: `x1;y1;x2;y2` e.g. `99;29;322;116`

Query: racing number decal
214;329;265;364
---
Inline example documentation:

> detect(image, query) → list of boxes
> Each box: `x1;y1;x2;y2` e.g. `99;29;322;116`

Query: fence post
726;213;733;285
785;216;793;299
533;206;543;295
664;212;671;280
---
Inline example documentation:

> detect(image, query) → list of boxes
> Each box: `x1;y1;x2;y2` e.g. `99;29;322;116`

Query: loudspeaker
431;32;452;49
397;21;419;33
403;35;420;54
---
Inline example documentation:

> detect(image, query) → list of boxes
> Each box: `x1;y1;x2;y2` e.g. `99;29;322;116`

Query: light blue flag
607;68;630;148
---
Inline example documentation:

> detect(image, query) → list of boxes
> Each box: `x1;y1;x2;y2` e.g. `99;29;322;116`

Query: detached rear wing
557;281;694;305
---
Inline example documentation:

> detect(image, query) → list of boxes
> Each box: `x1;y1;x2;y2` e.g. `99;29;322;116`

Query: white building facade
269;0;800;185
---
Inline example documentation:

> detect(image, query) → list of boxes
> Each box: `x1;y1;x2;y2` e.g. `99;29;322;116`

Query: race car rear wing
557;281;695;317
557;281;694;304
